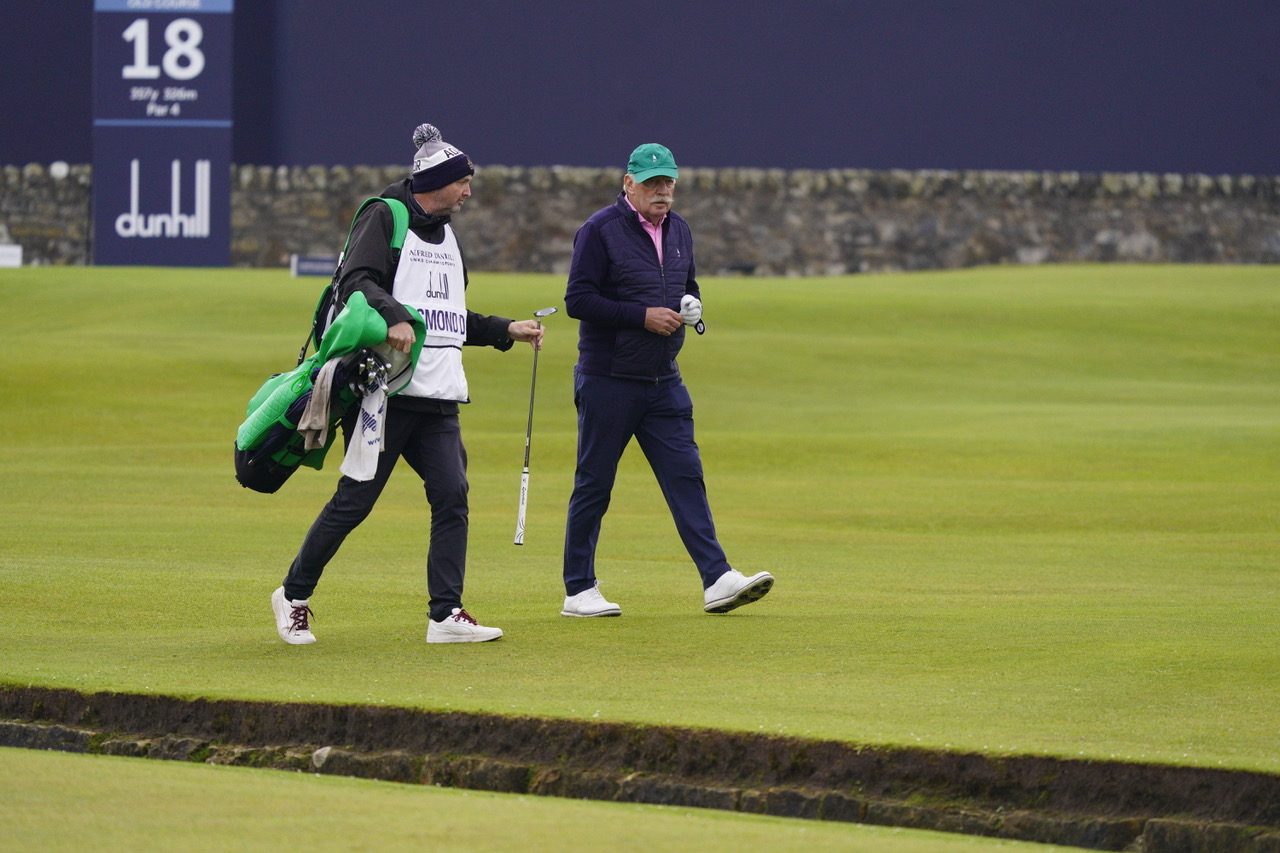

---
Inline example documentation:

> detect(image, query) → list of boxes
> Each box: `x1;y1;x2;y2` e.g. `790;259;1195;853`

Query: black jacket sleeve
455;239;515;350
466;311;515;350
334;203;417;329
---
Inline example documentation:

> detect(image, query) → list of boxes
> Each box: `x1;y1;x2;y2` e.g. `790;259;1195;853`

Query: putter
514;306;557;544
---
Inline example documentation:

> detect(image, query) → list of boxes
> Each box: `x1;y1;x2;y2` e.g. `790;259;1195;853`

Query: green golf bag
234;197;422;493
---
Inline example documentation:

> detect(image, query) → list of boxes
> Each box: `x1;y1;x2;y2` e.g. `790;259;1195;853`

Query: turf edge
3;685;1279;852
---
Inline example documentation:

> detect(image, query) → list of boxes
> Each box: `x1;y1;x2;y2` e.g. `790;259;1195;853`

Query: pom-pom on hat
410;123;474;193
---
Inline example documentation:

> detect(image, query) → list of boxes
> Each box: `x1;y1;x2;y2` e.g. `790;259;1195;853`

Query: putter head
533;306;558;319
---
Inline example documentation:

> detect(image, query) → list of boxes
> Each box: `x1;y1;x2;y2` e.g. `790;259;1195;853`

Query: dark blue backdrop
5;1;1277;174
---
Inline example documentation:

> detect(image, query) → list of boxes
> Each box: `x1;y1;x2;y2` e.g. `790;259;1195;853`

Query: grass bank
0;264;1276;772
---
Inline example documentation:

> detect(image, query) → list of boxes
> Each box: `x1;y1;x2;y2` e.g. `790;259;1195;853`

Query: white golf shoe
703;570;774;613
271;586;317;644
561;584;622;617
427;608;504;643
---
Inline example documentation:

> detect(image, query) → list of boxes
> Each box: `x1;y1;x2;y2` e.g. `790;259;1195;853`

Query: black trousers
282;406;469;622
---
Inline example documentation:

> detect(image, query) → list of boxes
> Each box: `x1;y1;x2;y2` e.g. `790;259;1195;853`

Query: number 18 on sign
93;0;233;266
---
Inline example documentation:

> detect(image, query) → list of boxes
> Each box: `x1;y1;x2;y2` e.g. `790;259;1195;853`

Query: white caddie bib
391;224;470;401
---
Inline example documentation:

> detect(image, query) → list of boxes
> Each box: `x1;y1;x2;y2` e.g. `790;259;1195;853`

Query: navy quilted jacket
564;193;700;380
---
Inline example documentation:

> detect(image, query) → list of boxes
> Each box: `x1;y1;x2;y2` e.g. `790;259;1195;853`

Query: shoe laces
289;603;314;632
450;608;478;625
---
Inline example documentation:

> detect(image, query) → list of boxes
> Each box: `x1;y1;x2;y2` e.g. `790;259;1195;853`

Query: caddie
272;122;544;646
559;142;775;618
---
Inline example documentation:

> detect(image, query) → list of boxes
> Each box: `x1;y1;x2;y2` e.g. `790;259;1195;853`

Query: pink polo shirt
625;197;665;264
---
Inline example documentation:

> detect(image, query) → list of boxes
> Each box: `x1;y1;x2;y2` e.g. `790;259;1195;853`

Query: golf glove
679;294;702;325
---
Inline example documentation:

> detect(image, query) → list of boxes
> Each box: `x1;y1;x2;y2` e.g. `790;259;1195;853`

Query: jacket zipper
633;209;672;384
655;258;668;383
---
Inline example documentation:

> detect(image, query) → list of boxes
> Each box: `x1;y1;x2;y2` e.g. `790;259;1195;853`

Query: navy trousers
563;371;731;596
283;407;469;621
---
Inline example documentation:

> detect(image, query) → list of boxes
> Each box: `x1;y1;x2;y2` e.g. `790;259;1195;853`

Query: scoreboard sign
93;0;233;266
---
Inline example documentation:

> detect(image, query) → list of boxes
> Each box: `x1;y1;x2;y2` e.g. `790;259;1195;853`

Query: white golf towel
298;358;341;451
340;387;387;481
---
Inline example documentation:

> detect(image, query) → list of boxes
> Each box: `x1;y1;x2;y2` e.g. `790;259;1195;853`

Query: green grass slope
0;748;1069;853
0;264;1276;772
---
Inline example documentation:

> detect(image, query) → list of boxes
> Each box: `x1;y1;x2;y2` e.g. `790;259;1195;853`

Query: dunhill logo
114;158;210;238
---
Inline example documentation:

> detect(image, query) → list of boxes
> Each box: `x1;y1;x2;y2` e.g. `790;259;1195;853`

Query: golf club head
533;306;558;319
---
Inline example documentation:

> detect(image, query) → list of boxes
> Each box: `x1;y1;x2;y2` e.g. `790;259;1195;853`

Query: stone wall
0;164;93;265
4;162;1279;273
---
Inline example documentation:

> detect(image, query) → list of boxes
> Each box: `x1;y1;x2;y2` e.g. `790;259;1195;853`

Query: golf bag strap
297;197;411;365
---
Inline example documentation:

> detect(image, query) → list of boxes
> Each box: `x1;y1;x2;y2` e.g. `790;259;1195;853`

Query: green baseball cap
626;143;678;182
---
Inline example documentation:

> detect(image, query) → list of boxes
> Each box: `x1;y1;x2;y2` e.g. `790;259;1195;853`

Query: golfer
272;122;544;645
560;143;774;617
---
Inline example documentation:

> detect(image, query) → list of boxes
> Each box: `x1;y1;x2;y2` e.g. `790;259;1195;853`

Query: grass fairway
0;747;1070;845
0;263;1277;777
0;748;1071;853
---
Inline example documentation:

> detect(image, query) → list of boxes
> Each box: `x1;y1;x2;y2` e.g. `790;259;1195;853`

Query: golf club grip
514;469;529;545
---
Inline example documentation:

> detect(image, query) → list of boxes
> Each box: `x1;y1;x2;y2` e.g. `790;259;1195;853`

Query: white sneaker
427;608;503;644
561;584;622;617
271;586;317;644
703;570;774;613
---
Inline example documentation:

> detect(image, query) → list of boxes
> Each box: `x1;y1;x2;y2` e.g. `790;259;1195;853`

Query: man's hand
386;321;416;354
508;319;545;350
644;307;683;336
679;294;702;326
